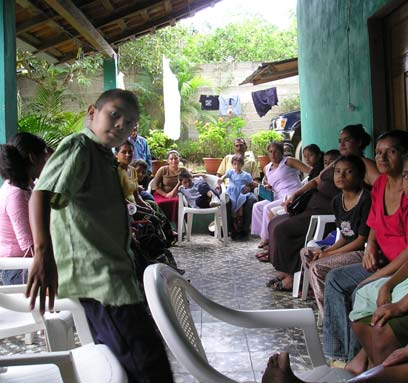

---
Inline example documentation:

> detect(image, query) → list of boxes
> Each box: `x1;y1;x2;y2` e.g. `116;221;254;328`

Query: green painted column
103;56;118;91
0;0;17;144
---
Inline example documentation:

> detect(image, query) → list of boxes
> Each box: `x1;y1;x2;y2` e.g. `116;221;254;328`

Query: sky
181;0;297;31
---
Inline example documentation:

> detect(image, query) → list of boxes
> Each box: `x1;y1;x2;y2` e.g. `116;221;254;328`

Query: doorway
369;0;408;138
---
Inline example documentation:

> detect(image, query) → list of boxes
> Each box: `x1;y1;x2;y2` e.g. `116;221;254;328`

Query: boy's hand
383;346;408;367
25;247;58;315
371;302;404;327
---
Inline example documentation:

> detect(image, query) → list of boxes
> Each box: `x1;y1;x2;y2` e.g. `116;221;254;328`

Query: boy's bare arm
26;190;58;315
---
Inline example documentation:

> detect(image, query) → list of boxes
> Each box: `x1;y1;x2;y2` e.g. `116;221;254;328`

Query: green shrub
250;130;283;156
146;129;177;160
194;117;246;158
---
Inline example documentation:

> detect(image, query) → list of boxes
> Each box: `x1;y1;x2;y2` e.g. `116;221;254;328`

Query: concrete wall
17;62;299;139
297;0;391;155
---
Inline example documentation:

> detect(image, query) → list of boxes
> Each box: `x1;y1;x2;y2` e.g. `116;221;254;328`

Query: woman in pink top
251;142;310;256
0;132;47;285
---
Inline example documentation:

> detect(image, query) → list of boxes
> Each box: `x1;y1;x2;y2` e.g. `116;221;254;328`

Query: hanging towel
219;95;242;116
251;87;278;117
199;95;220;110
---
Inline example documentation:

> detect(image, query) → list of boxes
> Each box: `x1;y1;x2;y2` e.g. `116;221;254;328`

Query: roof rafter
43;0;116;58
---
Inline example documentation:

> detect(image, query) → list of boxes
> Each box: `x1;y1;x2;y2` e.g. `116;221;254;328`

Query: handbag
286;189;314;216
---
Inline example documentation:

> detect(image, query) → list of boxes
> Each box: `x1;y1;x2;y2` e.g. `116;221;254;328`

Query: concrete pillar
103;56;118;91
0;0;17;144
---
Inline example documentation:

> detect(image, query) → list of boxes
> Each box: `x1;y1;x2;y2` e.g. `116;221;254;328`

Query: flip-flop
270;280;292;292
266;276;281;287
258;241;268;249
255;251;268;259
257;253;270;262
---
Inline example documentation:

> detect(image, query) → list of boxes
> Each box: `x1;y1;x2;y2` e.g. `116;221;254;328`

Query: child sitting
178;170;220;208
300;155;371;317
218;154;254;233
131;159;154;201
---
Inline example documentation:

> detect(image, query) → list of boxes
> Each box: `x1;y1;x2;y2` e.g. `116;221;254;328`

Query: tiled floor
170;234;319;383
0;234;321;383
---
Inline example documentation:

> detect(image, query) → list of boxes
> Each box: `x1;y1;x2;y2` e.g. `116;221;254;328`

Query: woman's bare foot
346;349;369;375
262;352;303;383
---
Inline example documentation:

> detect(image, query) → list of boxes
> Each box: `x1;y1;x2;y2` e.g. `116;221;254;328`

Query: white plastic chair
0;292;127;383
292;215;337;301
144;264;353;383
177;175;228;246
0;257;75;351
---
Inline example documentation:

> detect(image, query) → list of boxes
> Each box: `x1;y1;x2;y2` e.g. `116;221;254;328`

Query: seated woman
300;155;371;317
267;124;378;292
302;144;324;180
323;130;408;365
251;142;311;259
114;140;153;209
0;133;47;285
151;150;186;224
344;152;408;375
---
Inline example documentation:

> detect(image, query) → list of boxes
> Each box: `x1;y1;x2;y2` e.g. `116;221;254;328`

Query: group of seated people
258;126;408;382
2;106;408;382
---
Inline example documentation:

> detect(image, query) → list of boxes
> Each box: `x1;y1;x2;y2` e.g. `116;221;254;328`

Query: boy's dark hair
376;130;408;154
0;132;46;189
231;154;245;165
341;124;372;151
303;144;322;156
131;159;148;171
114;140;133;154
334;155;366;180
95;89;140;119
178;169;193;181
267;141;284;155
324;149;340;159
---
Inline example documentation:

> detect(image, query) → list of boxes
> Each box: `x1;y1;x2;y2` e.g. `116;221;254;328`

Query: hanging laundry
199;95;220;110
219;95;242;116
251;87;278;117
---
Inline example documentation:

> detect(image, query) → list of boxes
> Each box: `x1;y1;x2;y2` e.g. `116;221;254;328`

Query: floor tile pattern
0;234;320;383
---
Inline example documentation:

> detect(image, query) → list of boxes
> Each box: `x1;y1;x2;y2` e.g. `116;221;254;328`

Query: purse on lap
286;189;314;216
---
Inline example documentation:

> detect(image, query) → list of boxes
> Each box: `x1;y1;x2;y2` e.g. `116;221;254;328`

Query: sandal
257;253;270;262
258;240;268;249
271;280;292;292
266;276;281;288
255;251;268;259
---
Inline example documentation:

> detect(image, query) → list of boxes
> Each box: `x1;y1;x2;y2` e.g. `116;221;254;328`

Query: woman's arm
6;189;33;252
283;176;318;208
362;157;380;186
150;167;168;197
314;235;366;260
286;157;311;175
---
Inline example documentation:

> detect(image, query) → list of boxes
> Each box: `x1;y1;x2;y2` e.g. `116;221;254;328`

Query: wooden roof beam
43;0;116;58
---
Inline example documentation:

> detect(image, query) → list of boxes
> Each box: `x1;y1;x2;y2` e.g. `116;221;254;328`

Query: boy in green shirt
26;89;173;383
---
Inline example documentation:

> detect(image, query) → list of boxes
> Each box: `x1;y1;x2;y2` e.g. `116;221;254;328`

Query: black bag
286;189;314;216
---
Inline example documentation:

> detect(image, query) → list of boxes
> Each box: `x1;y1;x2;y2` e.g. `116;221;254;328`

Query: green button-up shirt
34;129;143;306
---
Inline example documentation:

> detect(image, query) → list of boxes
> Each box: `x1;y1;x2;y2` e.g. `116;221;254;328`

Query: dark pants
196;182;219;208
1;269;28;285
80;299;173;383
227;193;257;238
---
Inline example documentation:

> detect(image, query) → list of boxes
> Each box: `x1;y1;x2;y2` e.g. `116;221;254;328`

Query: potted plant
250;130;283;169
146;129;177;175
194;117;245;174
